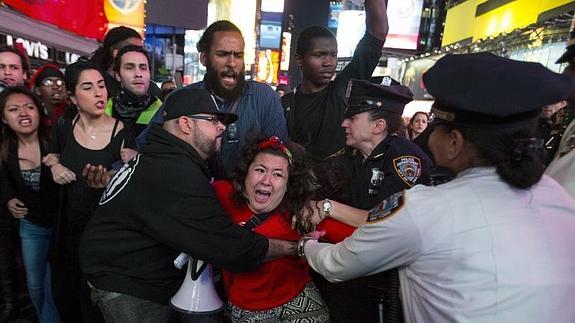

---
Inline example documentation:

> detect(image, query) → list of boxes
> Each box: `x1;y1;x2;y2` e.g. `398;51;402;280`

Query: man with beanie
80;88;298;323
106;45;162;138
30;64;69;126
91;26;161;98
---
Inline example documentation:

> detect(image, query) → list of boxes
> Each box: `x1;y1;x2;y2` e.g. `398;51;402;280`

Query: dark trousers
0;216;20;322
90;286;171;323
311;269;404;323
90;284;224;323
51;229;105;323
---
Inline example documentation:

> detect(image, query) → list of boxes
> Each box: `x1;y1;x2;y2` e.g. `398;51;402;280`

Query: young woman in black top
44;61;135;323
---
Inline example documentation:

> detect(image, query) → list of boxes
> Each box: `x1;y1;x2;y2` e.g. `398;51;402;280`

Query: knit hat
32;64;64;88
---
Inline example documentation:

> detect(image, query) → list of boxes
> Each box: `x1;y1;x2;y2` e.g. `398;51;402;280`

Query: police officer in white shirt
299;53;575;323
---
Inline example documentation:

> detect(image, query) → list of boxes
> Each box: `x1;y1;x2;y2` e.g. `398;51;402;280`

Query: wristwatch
322;198;332;218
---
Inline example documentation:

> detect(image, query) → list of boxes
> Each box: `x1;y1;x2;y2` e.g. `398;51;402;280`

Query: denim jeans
19;219;60;323
90;285;171;323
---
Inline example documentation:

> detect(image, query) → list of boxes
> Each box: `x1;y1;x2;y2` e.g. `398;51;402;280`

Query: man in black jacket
79;88;296;323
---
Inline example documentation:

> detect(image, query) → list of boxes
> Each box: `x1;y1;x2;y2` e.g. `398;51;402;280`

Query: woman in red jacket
213;136;329;323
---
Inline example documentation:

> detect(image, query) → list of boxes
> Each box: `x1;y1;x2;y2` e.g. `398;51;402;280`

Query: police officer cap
345;79;413;118
162;88;238;125
423;53;575;127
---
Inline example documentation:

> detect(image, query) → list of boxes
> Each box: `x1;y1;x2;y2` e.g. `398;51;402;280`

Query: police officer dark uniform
312;79;432;323
318;79;432;209
302;53;575;323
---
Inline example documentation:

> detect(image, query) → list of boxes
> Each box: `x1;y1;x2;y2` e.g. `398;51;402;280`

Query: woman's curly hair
231;135;319;233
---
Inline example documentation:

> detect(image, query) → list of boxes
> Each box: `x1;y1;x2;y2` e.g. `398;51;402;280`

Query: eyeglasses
41;79;64;87
187;115;224;125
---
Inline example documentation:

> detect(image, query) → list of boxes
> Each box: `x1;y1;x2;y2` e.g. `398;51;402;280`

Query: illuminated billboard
384;0;424;50
280;32;291;71
261;0;284;13
256;49;280;84
336;0;424;55
329;2;343;29
336;10;366;58
260;12;283;49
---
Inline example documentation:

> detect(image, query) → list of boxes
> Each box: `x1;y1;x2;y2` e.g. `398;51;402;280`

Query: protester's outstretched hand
82;163;113;189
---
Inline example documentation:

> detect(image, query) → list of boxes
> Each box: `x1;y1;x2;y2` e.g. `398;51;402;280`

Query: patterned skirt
226;282;330;323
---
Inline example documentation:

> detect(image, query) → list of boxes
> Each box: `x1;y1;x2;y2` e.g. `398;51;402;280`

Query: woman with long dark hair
45;61;134;323
0;87;60;322
212;135;329;322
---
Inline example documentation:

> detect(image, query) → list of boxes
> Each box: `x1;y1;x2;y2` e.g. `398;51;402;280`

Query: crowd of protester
2;0;575;322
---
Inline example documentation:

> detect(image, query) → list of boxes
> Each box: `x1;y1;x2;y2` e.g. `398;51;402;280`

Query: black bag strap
243;212;273;230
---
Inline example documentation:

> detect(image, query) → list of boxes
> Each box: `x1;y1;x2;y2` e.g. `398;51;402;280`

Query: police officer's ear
445;128;474;164
372;118;387;135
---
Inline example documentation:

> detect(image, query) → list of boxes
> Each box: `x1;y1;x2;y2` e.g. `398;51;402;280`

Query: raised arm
365;0;389;41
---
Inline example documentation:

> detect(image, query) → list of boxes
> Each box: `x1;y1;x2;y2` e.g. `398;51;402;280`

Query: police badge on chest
369;168;384;195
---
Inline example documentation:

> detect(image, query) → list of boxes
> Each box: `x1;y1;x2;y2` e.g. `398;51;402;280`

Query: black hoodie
79;124;268;304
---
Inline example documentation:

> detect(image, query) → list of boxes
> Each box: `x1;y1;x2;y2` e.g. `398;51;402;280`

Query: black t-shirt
283;32;384;164
52;118;132;229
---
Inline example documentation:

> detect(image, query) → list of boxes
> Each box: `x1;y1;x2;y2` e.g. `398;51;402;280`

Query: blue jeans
19;219;60;323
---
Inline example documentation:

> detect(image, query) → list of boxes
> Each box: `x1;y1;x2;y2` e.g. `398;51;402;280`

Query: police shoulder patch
99;154;141;205
393;155;422;187
367;191;405;223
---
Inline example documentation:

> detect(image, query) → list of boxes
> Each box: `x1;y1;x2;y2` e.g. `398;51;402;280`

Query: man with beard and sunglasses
282;0;388;165
143;20;288;179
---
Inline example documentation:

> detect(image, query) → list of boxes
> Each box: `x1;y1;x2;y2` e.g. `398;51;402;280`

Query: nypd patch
99;154;141;205
367;191;405;223
393;156;421;187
